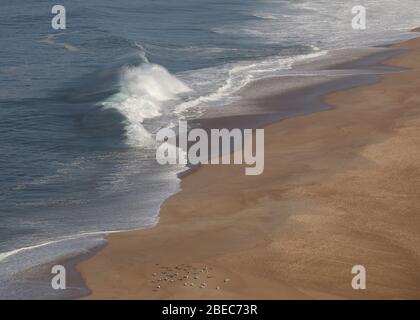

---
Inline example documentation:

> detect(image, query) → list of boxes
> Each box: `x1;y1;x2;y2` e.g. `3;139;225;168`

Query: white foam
0;230;124;264
101;64;191;147
175;49;327;113
38;33;80;52
252;13;279;20
133;42;150;63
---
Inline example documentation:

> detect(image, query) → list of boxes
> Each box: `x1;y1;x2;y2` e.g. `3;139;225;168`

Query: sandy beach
77;35;420;300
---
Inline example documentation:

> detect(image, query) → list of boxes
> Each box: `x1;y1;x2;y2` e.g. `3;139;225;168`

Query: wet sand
77;35;420;299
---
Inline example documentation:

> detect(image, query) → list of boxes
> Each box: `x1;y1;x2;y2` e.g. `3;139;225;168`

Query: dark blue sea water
0;0;419;297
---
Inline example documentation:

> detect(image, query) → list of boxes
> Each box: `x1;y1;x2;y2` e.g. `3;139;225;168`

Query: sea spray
101;64;191;147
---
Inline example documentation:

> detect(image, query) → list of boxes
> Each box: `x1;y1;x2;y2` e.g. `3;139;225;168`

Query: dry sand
77;36;420;299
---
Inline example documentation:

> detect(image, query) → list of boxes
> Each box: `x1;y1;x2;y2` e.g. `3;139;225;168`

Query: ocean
0;0;419;298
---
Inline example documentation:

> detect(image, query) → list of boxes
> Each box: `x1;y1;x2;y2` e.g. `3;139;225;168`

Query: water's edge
70;42;410;300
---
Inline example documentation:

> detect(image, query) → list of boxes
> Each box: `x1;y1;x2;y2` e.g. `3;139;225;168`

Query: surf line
156;120;264;176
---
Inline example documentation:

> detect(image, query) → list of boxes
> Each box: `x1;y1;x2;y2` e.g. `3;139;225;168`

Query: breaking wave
100;64;191;147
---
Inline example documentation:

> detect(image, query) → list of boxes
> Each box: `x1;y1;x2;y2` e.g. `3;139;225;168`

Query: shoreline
76;33;420;299
179;46;407;179
2;32;416;300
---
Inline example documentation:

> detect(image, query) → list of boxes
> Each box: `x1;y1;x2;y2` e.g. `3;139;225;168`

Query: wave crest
101;64;191;147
